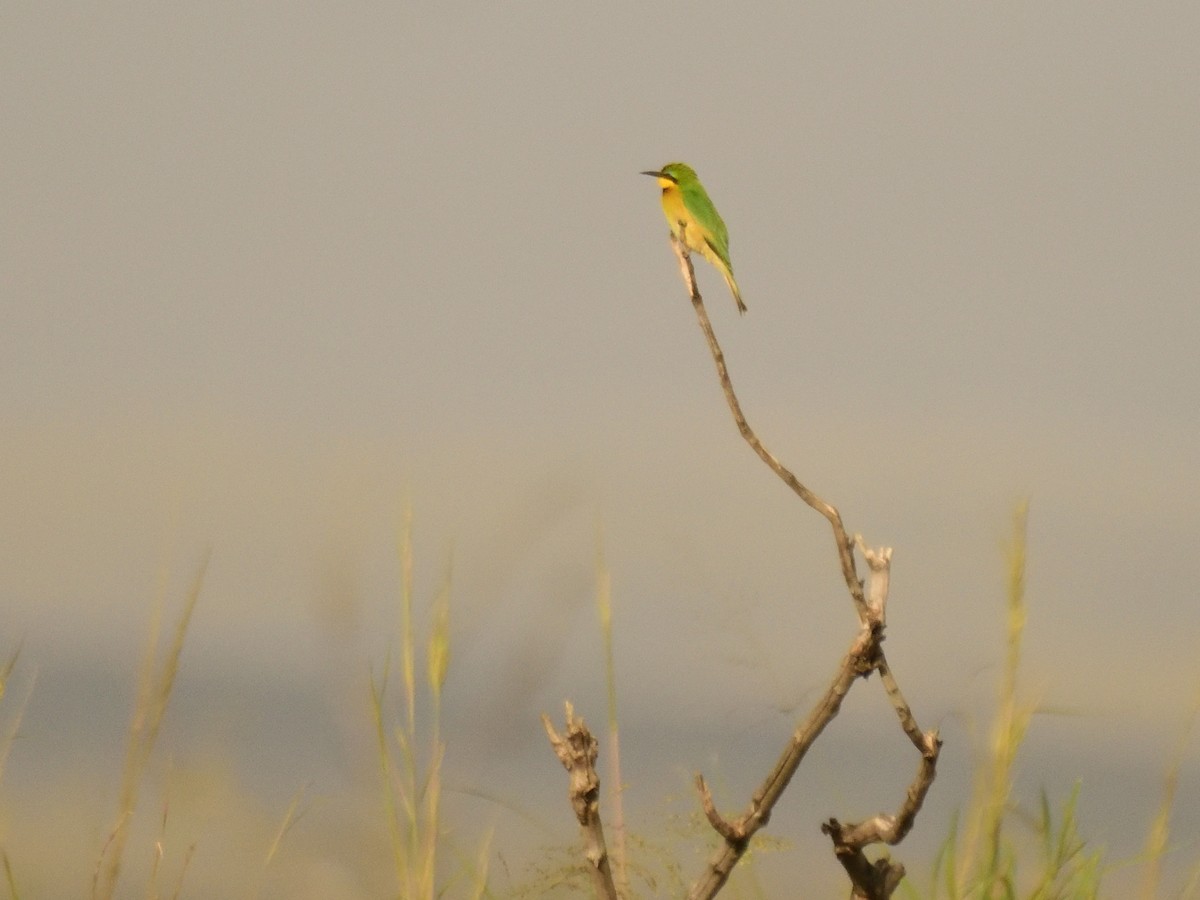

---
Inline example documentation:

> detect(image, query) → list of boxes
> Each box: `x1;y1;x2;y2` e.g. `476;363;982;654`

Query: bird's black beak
640;169;675;183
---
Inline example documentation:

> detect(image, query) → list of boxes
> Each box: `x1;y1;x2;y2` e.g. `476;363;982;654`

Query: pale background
2;3;1198;897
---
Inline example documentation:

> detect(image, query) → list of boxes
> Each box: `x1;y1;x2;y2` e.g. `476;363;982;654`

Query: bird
641;162;746;314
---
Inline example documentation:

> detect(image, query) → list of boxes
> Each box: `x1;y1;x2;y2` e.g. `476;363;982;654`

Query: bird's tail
724;271;747;315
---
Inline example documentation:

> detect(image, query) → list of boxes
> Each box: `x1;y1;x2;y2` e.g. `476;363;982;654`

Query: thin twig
669;232;869;624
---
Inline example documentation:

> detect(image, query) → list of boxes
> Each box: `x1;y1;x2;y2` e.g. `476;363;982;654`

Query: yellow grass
370;508;486;900
93;551;208;900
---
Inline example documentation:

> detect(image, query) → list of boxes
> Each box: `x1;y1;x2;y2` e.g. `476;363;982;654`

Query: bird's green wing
679;179;733;268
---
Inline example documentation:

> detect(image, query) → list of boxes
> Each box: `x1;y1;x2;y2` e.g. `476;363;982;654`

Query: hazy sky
2;3;1199;896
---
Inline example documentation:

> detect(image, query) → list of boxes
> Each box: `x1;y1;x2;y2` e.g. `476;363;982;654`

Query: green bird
641;162;746;314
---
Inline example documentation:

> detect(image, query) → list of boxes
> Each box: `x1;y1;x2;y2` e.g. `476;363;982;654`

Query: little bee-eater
641;162;746;314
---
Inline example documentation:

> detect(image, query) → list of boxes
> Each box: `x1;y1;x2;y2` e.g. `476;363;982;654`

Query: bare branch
689;624;881;900
820;817;908;900
661;238;941;899
542;703;619;900
670;232;869;623
695;774;746;844
811;548;940;900
820;722;941;900
857;539;893;621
